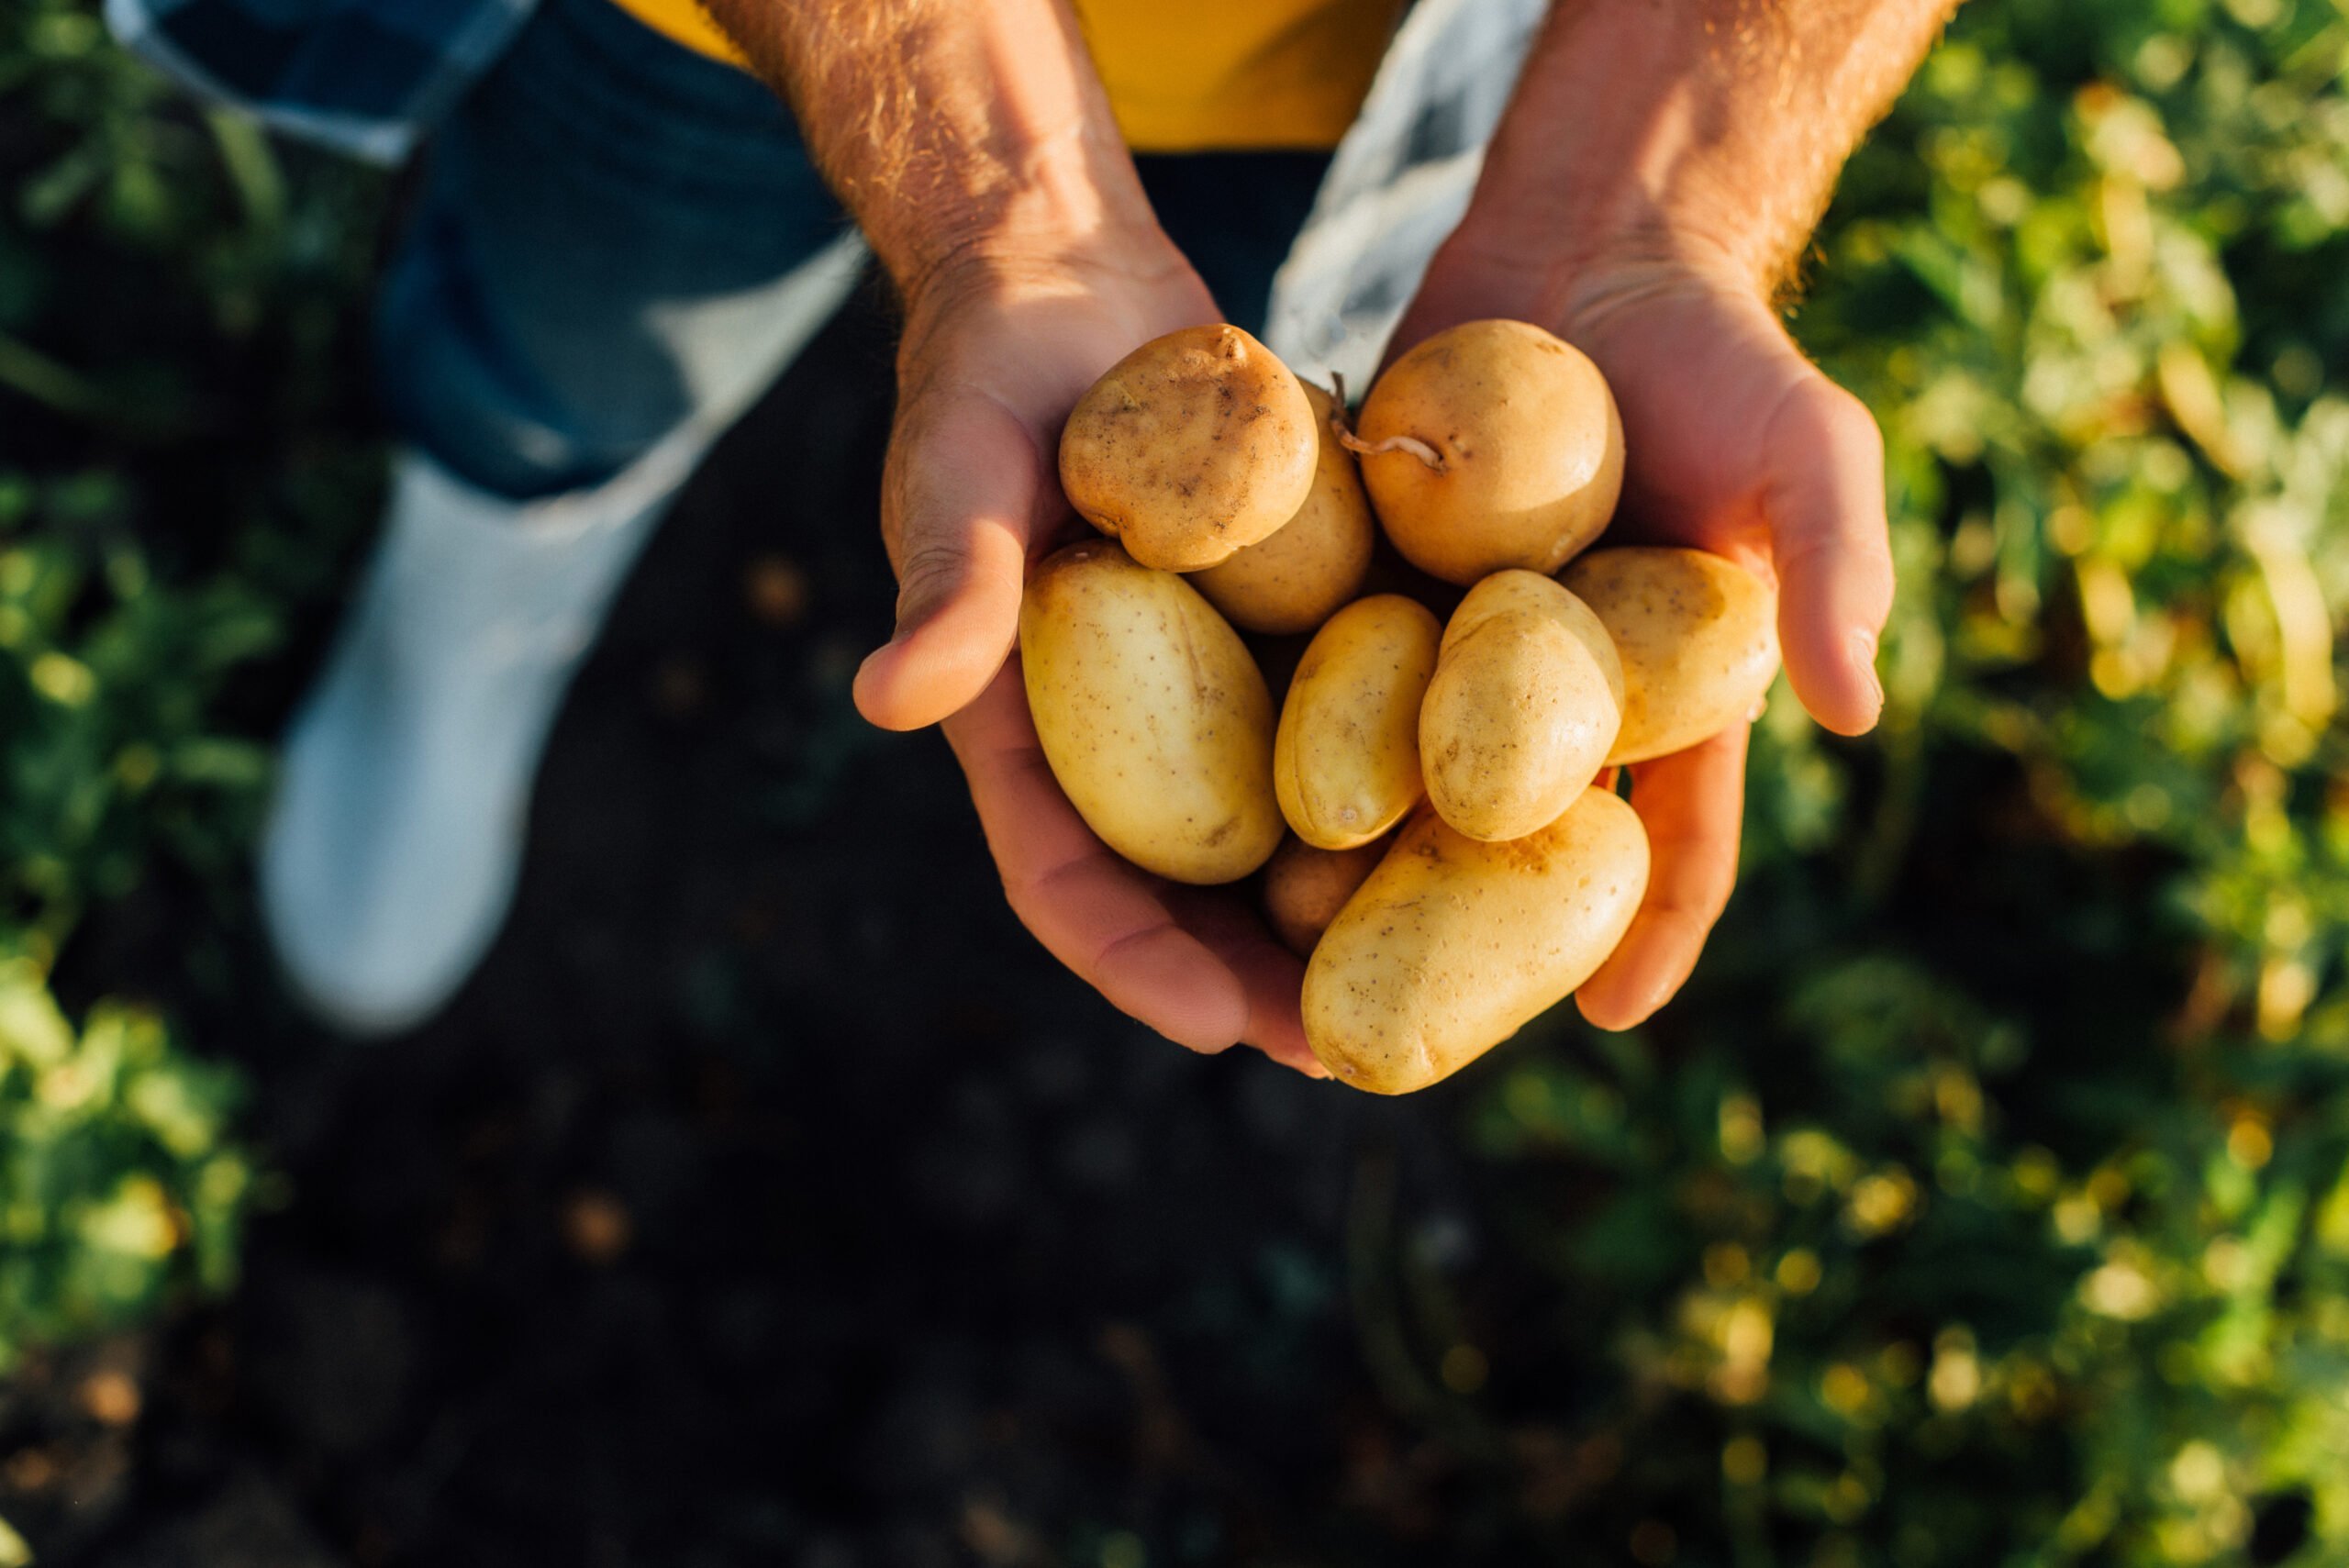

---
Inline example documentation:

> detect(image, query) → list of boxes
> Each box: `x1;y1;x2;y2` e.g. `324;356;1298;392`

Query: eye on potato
1560;547;1781;764
1262;834;1386;957
1274;594;1443;851
1192;383;1376;636
1419;571;1623;842
1059;324;1319;573
1352;319;1624;585
1019;540;1283;884
1304;789;1651;1094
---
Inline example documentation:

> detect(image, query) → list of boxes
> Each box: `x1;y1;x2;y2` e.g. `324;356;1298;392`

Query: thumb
853;387;1044;732
1760;372;1895;737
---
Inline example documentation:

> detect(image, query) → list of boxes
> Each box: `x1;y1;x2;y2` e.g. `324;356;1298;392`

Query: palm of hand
860;250;1890;1065
855;261;1322;1072
1402;272;1893;1027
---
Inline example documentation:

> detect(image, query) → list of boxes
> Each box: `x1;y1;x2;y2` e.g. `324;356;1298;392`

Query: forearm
696;0;1169;301
1445;0;1960;317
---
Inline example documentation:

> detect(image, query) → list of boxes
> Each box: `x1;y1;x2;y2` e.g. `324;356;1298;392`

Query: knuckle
894;537;968;614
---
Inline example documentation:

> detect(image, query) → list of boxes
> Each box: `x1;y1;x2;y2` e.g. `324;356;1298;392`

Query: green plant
1364;2;2349;1562
0;966;248;1369
0;0;382;1375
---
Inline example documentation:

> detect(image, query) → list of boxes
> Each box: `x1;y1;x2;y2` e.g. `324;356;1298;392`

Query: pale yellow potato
1304;790;1650;1094
1262;835;1386;957
1192;384;1375;634
1561;547;1781;764
1356;319;1624;584
1059;324;1318;573
1274;595;1442;850
1019;539;1282;884
1419;571;1623;842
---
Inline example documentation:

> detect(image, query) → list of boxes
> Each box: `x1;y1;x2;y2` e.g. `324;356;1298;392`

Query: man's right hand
699;0;1319;1071
851;243;1324;1076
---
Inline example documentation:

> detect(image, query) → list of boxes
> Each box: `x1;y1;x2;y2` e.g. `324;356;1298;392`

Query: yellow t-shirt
608;0;1395;152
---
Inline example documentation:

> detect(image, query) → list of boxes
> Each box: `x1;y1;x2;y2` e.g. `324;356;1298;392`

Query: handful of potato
1024;320;1780;1094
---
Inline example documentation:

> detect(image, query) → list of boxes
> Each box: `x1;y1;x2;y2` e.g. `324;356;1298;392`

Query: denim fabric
106;0;537;164
371;0;852;497
374;0;1330;501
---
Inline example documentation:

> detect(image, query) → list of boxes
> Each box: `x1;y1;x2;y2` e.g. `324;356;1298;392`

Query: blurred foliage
0;0;380;1368
5;0;2349;1562
1399;1;2349;1563
0;966;247;1368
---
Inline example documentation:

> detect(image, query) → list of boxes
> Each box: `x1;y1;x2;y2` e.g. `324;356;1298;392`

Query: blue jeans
377;0;1333;501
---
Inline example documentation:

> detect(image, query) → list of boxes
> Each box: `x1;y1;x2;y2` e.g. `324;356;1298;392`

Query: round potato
1304;790;1650;1094
1419;571;1623;842
1191;384;1377;634
1560;547;1781;764
1274;595;1443;850
1019;540;1282;884
1262;835;1386;957
1355;319;1624;584
1059;324;1318;573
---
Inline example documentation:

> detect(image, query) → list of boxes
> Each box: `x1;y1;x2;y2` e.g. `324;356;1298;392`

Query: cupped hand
853;245;1321;1074
1389;254;1895;1030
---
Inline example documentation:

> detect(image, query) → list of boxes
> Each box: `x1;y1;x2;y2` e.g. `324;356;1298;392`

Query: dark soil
2;290;1511;1568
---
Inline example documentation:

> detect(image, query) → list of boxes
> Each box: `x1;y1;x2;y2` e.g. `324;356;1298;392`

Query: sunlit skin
705;0;1955;1072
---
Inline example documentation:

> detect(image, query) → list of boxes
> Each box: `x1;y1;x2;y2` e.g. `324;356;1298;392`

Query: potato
1262;835;1386;957
1059;324;1319;573
1304;790;1650;1094
1019;540;1282;883
1354;319;1624;584
1192;384;1376;634
1560;547;1781;764
1274;594;1443;850
1419;571;1623;842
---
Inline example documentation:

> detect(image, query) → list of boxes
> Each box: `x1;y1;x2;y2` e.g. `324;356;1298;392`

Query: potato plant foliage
1453;1;2349;1561
0;0;379;1365
5;0;2349;1561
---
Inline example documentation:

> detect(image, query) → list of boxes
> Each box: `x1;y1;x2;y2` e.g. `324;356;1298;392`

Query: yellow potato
1059;324;1318;573
1304;790;1650;1094
1274;595;1442;850
1560;547;1781;764
1262;835;1386;957
1019;539;1282;883
1419;571;1623;842
1355;319;1624;584
1192;384;1376;634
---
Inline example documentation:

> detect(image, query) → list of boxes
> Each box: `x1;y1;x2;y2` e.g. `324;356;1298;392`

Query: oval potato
1274;595;1442;850
1192;383;1376;635
1019;540;1282;884
1262;835;1386;957
1059;324;1318;573
1304;790;1650;1094
1419;572;1623;842
1356;319;1624;584
1560;547;1781;764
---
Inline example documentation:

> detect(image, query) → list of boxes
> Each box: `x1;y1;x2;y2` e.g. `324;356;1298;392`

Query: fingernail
1851;629;1885;717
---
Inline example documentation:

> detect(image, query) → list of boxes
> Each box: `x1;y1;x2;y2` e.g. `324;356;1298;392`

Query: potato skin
1560;548;1781;764
1262;835;1386;957
1419;572;1624;842
1019;540;1283;884
1192;384;1376;635
1274;595;1443;850
1358;319;1624;585
1059;324;1319;573
1304;790;1650;1095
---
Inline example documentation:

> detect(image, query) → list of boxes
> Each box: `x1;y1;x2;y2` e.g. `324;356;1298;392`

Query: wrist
1431;0;1956;337
874;118;1174;313
896;221;1197;357
1412;217;1758;351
